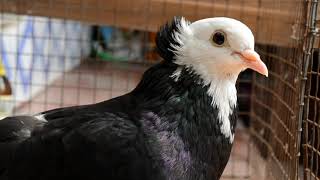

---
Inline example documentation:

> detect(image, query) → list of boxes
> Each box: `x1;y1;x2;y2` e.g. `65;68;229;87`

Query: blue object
100;26;113;46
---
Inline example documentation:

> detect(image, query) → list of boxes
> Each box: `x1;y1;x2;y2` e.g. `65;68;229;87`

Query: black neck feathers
132;62;237;179
155;17;188;61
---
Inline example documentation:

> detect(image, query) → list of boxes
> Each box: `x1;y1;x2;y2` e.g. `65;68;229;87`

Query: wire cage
302;1;320;179
0;0;320;179
303;48;320;180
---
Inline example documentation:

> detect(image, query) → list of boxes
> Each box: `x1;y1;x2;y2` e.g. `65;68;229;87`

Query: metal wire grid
0;13;154;113
251;45;302;180
0;14;89;113
303;49;320;180
1;0;316;179
302;0;320;178
250;2;306;180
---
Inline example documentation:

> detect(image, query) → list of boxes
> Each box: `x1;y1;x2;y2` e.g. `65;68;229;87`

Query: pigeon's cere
0;17;267;180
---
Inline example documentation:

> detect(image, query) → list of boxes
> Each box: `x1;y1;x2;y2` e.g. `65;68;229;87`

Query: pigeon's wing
3;109;161;180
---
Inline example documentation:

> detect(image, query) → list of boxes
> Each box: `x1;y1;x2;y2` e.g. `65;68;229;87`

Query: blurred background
0;0;319;179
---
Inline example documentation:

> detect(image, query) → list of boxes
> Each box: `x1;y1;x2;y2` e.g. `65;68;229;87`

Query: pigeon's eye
211;31;226;46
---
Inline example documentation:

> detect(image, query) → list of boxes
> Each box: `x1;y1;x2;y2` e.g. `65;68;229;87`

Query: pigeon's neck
171;66;238;142
134;63;237;179
135;62;238;143
170;66;237;155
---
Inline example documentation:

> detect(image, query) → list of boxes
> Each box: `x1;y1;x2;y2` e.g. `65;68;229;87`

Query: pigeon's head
156;17;268;83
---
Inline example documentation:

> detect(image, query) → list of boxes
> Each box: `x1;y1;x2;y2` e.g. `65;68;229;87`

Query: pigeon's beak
238;49;268;77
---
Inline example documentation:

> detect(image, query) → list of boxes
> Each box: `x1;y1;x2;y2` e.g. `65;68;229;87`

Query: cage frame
1;0;320;179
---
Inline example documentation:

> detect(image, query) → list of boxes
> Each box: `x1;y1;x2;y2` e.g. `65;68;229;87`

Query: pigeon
0;16;268;180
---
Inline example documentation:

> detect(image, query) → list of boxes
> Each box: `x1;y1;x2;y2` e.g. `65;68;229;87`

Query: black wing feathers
3;107;162;180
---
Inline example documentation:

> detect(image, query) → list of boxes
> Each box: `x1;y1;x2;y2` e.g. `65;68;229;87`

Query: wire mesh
0;0;318;180
249;1;306;180
303;48;320;180
251;45;303;180
302;0;320;178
